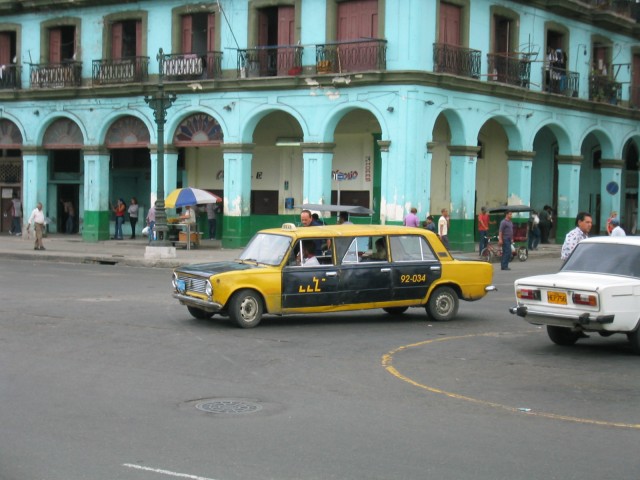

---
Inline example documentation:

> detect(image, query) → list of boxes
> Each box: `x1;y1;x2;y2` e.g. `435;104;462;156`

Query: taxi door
388;235;442;301
281;241;341;309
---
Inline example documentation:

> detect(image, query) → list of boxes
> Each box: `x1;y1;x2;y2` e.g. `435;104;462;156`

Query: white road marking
122;463;219;480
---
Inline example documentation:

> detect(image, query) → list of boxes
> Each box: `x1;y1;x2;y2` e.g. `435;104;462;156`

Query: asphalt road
1;257;639;480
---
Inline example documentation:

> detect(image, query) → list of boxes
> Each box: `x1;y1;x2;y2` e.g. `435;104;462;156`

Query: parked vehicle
172;224;495;327
510;236;640;353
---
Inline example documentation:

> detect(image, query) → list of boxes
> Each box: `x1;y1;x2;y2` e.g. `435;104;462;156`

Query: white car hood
516;272;639;291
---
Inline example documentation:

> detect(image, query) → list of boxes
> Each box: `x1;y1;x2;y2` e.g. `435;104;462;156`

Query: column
82;147;110;242
556;155;582;240
22;147;48;223
376;140;392;224
423;142;435;219
302;143;334;206
599;158;623;235
222;143;254;248
447;145;480;252
507;150;535;224
149;147;178;208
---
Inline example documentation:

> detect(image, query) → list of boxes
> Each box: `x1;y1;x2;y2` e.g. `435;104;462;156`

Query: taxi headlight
206;280;213;297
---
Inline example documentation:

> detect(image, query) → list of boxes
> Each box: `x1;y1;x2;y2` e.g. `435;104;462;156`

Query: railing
486;53;531;88
237;45;302;78
433;43;481;79
315;38;387;74
92;57;149;85
161;52;223;81
589;74;622;105
0;64;21;89
542;64;579;96
30;61;82;88
582;0;637;18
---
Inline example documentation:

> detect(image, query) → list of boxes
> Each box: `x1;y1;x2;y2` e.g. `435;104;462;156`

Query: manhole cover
195;399;262;415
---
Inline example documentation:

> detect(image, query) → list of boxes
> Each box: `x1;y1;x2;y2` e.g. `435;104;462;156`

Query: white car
510;236;640;353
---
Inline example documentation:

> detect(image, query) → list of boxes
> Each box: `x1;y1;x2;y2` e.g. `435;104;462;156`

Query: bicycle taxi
480;205;532;263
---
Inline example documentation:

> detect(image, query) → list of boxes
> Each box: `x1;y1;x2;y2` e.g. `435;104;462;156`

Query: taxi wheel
187;306;214;320
229;289;264;328
426;286;458;322
383;307;408;315
546;325;580;346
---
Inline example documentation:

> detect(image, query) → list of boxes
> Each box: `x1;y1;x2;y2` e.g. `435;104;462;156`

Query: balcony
542;64;579;97
433;43;481;79
315;39;387;74
162;52;223;81
92;57;149;85
237;45;302;78
30;61;82;88
589;74;622;105
583;0;637;18
487;53;531;88
0;64;21;89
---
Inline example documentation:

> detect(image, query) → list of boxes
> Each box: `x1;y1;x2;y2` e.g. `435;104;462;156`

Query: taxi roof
260;224;433;239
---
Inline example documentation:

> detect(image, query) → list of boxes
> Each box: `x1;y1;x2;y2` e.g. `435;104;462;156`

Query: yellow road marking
381;332;640;430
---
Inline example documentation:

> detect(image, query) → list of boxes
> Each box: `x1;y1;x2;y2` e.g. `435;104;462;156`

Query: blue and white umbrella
165;187;221;208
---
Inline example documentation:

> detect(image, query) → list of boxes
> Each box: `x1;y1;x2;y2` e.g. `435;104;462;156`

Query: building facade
1;0;639;250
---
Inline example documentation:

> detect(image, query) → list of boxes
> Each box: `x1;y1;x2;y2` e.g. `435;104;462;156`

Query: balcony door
111;20;142;60
181;13;215;55
337;0;378;71
0;32;15;65
258;6;294;76
439;2;461;46
49;26;75;63
633;54;640;107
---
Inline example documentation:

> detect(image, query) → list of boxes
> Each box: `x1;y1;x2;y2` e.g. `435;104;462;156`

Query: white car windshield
563;243;640;278
238;233;292;265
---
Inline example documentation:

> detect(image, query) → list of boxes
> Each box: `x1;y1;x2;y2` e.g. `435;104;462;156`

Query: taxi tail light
516;288;541;301
572;293;597;307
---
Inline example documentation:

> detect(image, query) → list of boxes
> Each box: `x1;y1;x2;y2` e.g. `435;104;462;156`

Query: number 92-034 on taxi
172;224;495;328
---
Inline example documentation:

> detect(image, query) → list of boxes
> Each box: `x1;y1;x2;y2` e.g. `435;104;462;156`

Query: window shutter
181;15;192;54
49;28;62;63
111;22;123;59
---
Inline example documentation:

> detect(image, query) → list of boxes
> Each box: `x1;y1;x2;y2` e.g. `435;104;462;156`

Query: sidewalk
0;232;562;269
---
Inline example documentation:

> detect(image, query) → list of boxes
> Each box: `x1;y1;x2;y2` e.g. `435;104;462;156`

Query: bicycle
480;236;528;263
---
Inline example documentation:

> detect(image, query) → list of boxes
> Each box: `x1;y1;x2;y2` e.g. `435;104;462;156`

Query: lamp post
145;48;176;246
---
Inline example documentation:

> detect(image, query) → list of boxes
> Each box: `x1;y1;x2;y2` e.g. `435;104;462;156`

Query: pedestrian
609;217;626;237
539;205;552;244
561;211;592;262
423;215;437;233
337;211;352;225
128;197;139;239
498;210;513;271
60;198;75;234
528;210;541;251
7;193;22;236
477;207;490;255
438;208;450;248
111;198;126;240
403;207;420;227
26;202;46;250
146;204;156;244
205;202;218;239
606;211;618;235
300;209;323;254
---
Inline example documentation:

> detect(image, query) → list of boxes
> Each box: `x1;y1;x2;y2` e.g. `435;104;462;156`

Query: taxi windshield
239;233;292;265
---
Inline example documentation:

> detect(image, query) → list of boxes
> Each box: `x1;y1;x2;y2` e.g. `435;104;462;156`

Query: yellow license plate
547;291;567;305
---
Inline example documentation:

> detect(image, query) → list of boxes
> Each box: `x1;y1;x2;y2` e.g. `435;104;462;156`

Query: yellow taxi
172;224;495;327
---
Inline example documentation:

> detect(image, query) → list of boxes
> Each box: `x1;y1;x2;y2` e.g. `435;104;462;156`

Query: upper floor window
181;12;215;54
0;31;17;64
439;1;462;46
49;25;76;63
111;20;142;59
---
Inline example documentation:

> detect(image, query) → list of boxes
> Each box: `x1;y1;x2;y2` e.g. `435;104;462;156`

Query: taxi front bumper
173;293;223;313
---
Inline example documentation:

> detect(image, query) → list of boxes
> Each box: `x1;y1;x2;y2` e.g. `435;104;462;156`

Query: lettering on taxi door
299;276;325;292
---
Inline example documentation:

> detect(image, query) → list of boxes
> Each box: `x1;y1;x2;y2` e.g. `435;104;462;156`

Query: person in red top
112;198;126;240
477;207;490;255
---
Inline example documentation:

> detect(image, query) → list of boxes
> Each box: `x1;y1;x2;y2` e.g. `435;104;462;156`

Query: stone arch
172;113;224;147
0;119;24;148
105;116;151;148
43;118;84;149
240;105;309;144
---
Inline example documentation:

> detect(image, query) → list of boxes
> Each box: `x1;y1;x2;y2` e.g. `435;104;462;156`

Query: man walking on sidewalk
27;202;46;250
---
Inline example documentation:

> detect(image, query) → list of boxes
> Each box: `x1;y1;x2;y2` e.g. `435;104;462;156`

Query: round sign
606;181;619;195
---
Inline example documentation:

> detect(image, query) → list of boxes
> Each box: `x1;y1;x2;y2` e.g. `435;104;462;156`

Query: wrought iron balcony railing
589;74;622;105
0;64;21;89
433;43;481;79
30;61;82;88
487;53;531;88
92;57;149;85
161;52;223;81
581;0;637;18
315;38;387;74
237;45;302;78
542;64;579;97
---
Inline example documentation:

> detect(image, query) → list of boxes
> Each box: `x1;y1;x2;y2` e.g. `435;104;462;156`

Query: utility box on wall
284;197;294;210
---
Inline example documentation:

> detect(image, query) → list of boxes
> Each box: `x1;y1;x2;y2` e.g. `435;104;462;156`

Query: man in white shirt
27;202;46;250
438;208;449;248
609;217;626;237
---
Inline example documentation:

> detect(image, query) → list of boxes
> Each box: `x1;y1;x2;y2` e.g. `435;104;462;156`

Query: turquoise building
1;0;639;250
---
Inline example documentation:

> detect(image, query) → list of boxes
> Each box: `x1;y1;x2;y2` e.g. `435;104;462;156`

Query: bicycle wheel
518;247;528;262
480;247;495;263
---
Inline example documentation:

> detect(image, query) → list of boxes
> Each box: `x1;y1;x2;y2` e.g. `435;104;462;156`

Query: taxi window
287;239;334;267
340;236;384;264
389;235;437;262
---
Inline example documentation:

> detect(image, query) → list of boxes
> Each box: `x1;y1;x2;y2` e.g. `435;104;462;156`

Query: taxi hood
176;260;262;276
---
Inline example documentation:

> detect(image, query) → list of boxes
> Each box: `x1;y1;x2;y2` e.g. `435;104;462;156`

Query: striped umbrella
165;188;221;208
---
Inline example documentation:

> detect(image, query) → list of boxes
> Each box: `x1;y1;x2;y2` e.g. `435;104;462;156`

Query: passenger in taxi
371;238;388;260
300;240;319;266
